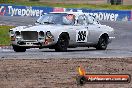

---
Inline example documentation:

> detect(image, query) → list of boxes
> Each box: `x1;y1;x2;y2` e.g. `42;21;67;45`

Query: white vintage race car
9;12;115;52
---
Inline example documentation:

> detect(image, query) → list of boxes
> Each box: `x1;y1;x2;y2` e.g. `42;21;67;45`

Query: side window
87;16;94;24
77;15;87;25
87;16;100;24
63;14;75;25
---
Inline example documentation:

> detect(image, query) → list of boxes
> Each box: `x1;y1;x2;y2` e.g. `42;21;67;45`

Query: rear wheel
12;45;26;52
55;33;69;52
95;35;108;50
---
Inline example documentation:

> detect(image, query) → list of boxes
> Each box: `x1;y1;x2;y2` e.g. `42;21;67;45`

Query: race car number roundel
76;29;88;42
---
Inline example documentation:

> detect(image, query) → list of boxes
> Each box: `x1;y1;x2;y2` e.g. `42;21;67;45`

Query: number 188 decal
76;29;88;42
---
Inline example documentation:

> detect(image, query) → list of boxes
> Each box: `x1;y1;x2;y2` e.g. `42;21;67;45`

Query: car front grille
21;31;38;40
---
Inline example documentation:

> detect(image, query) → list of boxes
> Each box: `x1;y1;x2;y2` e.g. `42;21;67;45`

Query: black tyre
55;33;69;52
13;45;26;52
96;35;108;50
76;76;87;86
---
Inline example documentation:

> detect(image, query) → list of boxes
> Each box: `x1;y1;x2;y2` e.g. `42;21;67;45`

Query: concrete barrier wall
0;4;131;21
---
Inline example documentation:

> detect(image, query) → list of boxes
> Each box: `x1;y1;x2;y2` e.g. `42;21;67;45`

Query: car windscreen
36;13;75;25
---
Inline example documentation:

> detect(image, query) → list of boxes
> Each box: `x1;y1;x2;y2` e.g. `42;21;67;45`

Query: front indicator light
44;40;49;45
11;36;15;41
46;31;53;38
44;38;54;45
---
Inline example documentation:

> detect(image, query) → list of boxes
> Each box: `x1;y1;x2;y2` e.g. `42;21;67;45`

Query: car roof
46;12;96;20
50;12;85;15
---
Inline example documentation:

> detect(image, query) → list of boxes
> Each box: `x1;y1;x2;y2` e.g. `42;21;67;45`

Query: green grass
0;26;15;46
1;1;132;10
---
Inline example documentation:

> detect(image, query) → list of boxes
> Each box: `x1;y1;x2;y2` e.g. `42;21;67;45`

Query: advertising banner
0;4;53;17
0;4;132;21
65;8;132;21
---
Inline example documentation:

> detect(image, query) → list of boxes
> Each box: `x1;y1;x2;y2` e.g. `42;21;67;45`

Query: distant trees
29;0;39;1
108;0;123;5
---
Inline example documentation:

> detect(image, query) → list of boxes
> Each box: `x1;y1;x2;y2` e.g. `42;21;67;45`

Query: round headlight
39;31;44;37
9;30;15;37
10;30;14;34
46;31;53;38
15;31;20;36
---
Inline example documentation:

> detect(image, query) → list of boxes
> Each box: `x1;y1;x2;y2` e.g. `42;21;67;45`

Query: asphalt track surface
0;16;132;59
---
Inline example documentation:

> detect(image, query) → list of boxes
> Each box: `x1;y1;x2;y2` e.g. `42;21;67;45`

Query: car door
86;15;102;44
75;15;89;46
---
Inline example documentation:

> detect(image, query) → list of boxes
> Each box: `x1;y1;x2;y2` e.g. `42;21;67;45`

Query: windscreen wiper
44;22;55;24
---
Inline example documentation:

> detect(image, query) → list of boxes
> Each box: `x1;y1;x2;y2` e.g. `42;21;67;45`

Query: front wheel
76;76;87;86
12;45;26;52
95;36;108;50
55;33;69;52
